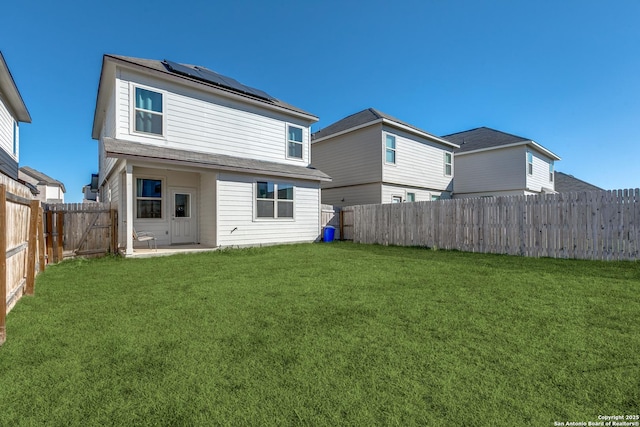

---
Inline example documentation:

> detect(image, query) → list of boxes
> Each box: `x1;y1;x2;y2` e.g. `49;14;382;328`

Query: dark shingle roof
442;127;530;153
105;55;316;119
312;108;457;147
19;166;66;192
554;172;603;193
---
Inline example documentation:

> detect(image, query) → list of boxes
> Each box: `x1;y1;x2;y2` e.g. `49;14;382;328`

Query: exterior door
170;188;196;244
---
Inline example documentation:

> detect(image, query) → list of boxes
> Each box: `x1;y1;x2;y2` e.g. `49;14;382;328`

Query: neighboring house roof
312;108;459;148
554;171;603;193
92;54;317;140
103;138;331;182
0;52;31;123
19;166;66;192
442;127;560;160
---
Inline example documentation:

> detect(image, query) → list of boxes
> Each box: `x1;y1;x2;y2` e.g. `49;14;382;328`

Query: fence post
56;211;64;261
38;207;45;272
25;200;39;295
0;184;7;345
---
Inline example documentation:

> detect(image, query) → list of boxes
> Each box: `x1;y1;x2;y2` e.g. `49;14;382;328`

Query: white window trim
12;121;18;159
444;152;452;176
285;124;305;161
549;161;554;182
130;82;167;139
527;151;534;175
254;180;296;221
384;133;397;165
405;192;416;202
135;176;164;220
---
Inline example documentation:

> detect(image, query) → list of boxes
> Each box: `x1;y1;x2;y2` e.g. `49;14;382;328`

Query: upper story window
136;178;162;219
287;125;303;159
444;152;452;176
385;134;396;164
549;161;554;182
256;181;294;219
527;151;533;175
134;87;164;136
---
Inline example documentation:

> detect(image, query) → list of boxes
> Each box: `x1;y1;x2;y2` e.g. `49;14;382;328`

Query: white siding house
92;55;330;255
18;166;66;203
442;127;560;198
0;52;31;182
311;108;458;207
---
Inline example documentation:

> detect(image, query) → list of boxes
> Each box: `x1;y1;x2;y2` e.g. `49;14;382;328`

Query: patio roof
103;138;331;182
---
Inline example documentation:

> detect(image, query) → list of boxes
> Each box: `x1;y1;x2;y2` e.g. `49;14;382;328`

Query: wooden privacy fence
43;202;118;260
1;184;45;346
349;189;640;261
320;205;355;241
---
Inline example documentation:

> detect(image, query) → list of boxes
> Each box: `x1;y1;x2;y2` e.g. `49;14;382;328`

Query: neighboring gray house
443;127;561;198
18;166;66;203
0;52;31;182
554;171;603;193
311;108;458;207
92;54;330;255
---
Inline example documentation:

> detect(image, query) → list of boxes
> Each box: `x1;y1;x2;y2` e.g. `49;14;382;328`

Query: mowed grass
0;243;639;426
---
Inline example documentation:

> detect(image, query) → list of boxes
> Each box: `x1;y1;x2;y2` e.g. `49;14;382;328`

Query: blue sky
2;0;639;202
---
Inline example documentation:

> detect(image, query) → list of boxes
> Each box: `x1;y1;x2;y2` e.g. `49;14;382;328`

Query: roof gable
312;108;458;148
19;166;66;192
92;54;316;140
443;127;530;153
0;52;31;123
443;126;560;160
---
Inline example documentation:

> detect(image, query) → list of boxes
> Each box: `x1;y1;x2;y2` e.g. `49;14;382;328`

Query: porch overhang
103;138;332;182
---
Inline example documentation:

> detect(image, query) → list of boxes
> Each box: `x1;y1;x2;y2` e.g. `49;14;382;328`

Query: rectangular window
444;152;452;176
527;151;533;175
287;125;303;159
136;178;162;218
549;161;554;182
385;134;396;164
257;181;294;219
431;195;441;201
406;192;415;202
392;196;402;203
134;87;163;136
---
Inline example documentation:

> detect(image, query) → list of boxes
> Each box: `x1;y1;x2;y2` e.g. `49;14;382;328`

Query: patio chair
133;229;157;251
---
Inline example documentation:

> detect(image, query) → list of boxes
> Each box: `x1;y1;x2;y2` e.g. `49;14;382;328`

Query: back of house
92;55;329;254
443;127;560;198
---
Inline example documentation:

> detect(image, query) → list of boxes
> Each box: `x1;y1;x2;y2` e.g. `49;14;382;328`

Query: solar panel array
163;60;275;102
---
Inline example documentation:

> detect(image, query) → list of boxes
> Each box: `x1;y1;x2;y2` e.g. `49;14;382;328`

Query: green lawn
1;243;639;426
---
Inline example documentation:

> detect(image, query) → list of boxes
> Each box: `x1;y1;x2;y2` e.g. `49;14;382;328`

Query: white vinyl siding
199;171;217;246
526;150;556;192
311;125;382;189
115;70;311;166
217;173;320;247
0;96;15;160
99;90;118;185
381;126;454;192
454;146;525;195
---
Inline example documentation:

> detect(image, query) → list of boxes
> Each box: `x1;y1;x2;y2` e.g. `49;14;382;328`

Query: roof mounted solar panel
163;60;275;102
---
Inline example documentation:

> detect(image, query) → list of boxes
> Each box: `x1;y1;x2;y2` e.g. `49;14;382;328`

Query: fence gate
44;203;118;260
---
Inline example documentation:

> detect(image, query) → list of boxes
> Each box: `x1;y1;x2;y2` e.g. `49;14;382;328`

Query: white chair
133;229;157;251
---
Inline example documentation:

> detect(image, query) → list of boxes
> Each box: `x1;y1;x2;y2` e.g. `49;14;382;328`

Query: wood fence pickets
339;189;640;261
1;183;46;346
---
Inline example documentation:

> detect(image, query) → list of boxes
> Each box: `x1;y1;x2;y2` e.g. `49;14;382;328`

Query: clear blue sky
2;0;639;202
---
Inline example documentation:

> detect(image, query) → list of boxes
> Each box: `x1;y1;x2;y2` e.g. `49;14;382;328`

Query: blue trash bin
323;226;335;242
